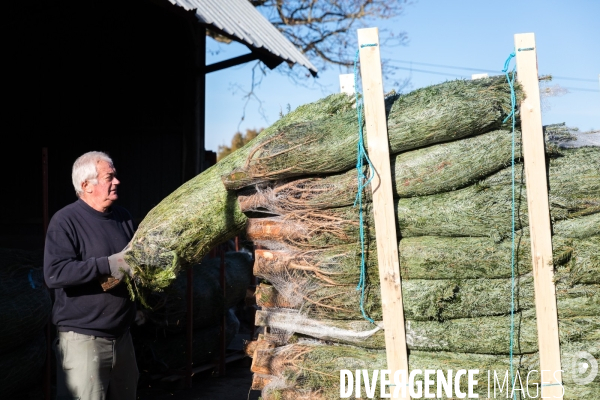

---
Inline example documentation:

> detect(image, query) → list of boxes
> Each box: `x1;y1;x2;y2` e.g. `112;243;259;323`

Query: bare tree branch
210;0;414;129
256;0;411;78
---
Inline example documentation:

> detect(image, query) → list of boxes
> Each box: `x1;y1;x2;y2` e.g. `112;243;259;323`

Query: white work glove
107;250;134;281
100;250;134;291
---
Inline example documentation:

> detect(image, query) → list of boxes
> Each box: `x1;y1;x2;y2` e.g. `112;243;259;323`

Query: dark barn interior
5;0;207;250
3;3;317;397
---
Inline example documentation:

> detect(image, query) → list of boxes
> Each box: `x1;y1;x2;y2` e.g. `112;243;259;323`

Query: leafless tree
209;0;414;126
251;1;411;81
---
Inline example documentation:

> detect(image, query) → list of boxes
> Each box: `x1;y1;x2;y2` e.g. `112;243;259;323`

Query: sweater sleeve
43;228;111;289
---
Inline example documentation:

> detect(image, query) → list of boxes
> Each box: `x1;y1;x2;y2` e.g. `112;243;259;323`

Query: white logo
572;351;598;385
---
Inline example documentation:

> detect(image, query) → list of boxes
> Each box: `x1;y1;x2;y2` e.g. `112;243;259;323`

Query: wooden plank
358;27;410;400
471;73;489;80
251;373;273;390
339;73;355;95
514;32;563;399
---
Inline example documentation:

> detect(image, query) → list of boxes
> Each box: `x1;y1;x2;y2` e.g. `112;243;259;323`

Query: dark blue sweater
44;198;137;338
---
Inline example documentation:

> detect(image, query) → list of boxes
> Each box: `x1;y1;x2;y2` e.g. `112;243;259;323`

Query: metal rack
156;238;257;387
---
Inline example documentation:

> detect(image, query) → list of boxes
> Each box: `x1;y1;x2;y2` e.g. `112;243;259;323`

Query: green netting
0;332;46;398
257;277;599;322
254;231;599;323
395;146;599;240
223;76;522;190
551;212;600;238
124;93;356;298
0;250;49;398
544;122;580;146
236;131;577;218
256;308;598;354
238;128;527;214
258;340;599;400
485;146;600;210
398;235;579;280
243;147;600;250
245;136;598;400
0;247;44;270
125;76;522;300
0;249;51;354
554;236;600;286
253;235;598;284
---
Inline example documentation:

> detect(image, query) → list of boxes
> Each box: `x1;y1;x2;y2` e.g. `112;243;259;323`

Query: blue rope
28;269;37;289
353;44;377;324
502;50;517;400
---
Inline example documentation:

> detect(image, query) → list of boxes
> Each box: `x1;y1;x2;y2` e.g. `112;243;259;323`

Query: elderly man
44;151;138;400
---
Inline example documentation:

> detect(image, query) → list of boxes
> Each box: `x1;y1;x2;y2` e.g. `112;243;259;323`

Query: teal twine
353;43;377;324
28;269;36;289
502;50;517;400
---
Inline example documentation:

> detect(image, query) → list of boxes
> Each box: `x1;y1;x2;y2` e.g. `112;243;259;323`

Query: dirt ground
136;357;261;400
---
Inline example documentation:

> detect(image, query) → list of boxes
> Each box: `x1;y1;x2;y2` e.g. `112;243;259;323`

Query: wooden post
358;27;410;400
515;32;563;399
339;73;355;95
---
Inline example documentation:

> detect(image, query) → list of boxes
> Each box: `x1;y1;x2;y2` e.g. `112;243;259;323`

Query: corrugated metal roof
167;0;318;76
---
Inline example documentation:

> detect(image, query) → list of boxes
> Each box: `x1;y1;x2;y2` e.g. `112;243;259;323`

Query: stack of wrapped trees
122;76;599;399
227;80;600;399
0;248;52;399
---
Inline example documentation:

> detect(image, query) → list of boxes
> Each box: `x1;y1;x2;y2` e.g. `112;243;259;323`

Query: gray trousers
54;330;139;400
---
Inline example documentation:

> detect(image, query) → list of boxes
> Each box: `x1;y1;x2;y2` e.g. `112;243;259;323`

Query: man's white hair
72;151;114;197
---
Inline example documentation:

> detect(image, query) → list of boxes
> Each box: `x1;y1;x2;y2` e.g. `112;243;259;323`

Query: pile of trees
230;79;599;399
122;75;599;398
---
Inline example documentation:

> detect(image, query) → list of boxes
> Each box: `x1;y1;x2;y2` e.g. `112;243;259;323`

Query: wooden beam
358;27;410;400
251;373;273;390
205;53;260;74
514;32;563;399
250;348;275;375
339;73;355;95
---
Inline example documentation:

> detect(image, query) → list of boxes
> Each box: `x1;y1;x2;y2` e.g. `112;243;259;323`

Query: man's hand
101;250;134;291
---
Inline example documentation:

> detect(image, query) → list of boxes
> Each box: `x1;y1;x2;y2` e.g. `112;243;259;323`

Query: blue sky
204;0;599;153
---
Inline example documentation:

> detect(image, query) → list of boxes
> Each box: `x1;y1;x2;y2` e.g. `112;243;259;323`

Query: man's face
81;160;120;212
